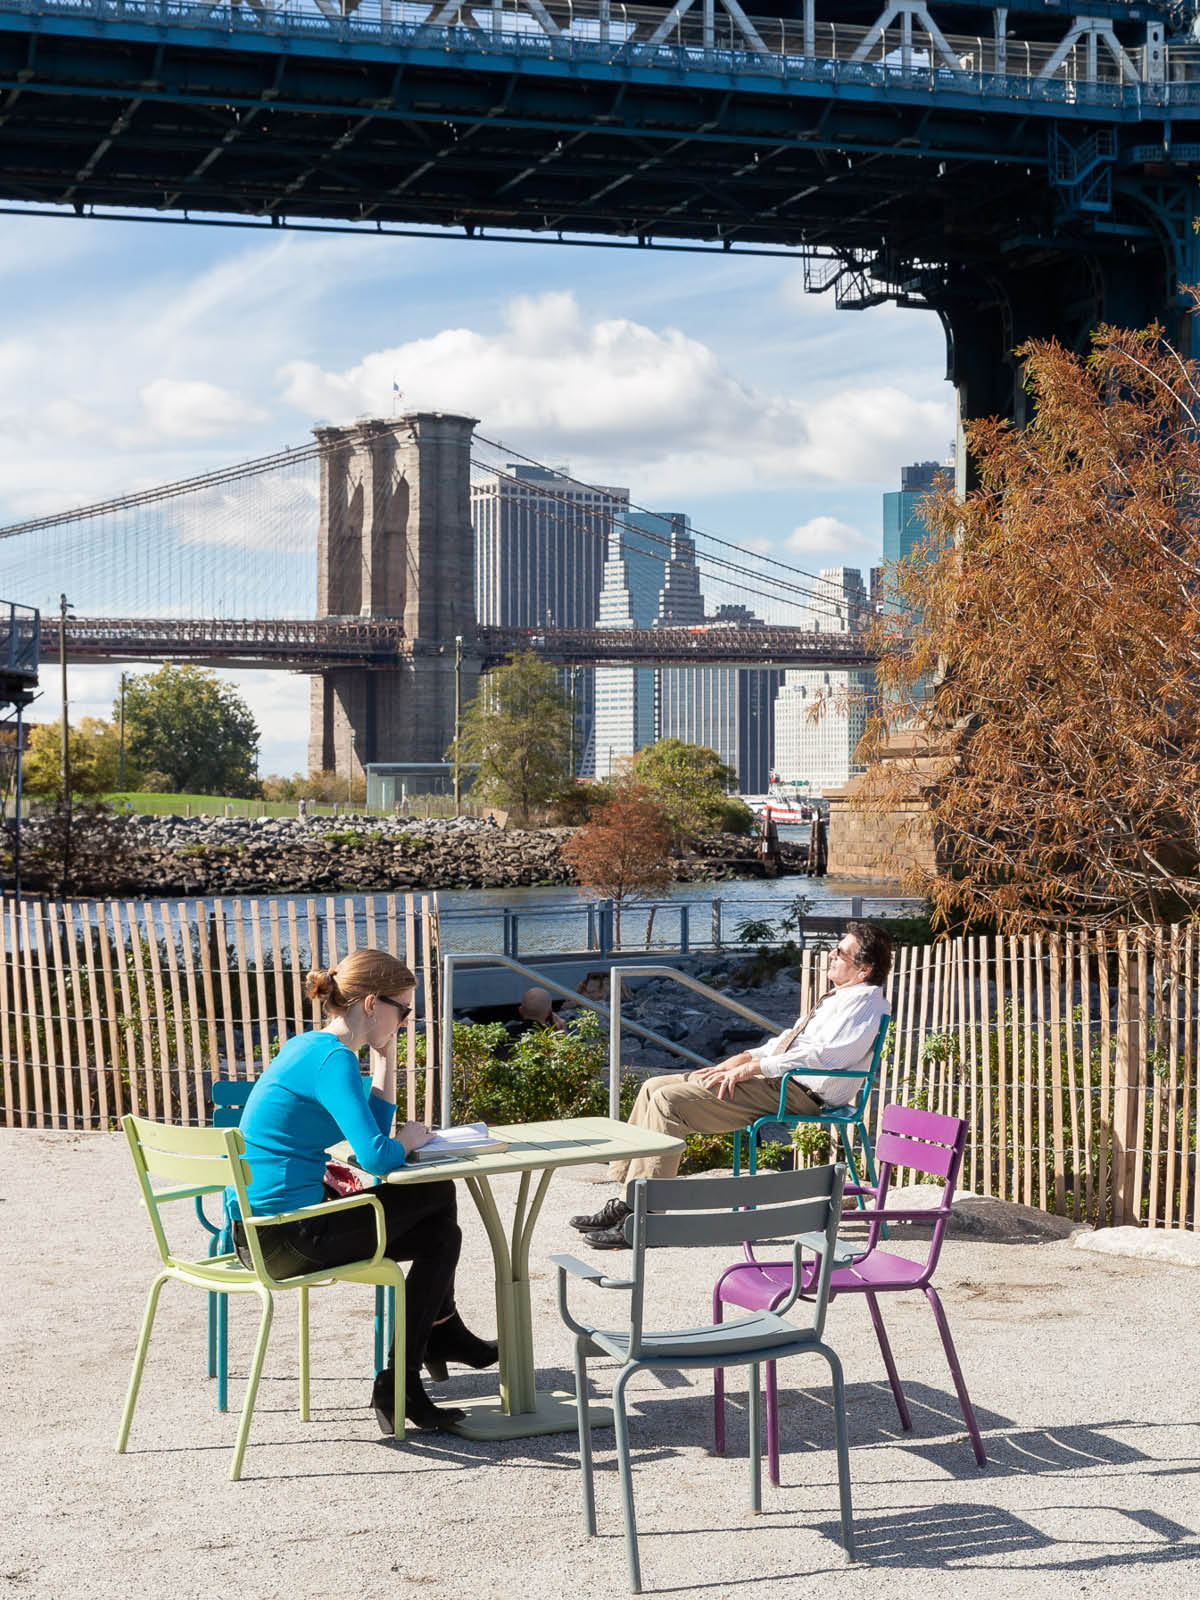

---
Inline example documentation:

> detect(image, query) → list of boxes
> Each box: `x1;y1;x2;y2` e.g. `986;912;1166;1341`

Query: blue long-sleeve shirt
225;1029;409;1220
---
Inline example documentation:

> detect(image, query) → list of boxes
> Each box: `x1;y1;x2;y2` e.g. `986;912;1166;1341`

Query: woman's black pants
234;1180;460;1374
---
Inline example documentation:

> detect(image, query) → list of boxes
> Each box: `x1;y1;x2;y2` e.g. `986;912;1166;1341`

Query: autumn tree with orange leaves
562;787;674;944
860;319;1200;931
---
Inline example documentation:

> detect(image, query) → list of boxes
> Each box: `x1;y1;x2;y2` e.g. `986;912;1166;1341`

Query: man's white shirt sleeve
748;982;889;1105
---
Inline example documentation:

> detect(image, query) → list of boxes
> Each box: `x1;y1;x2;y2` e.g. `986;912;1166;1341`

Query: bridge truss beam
3;0;1198;428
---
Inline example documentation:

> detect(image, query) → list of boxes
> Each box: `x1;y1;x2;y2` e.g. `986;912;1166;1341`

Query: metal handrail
604;964;788;1118
0;0;1171;96
438;951;788;1125
439;950;780;1126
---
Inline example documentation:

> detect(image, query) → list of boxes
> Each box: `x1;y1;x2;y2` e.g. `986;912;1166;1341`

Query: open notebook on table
406;1122;509;1163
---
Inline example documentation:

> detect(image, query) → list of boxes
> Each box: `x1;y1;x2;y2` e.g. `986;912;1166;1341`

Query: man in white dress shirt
570;922;892;1247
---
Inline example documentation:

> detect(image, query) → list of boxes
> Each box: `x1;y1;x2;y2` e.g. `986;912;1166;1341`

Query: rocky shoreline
10;811;810;897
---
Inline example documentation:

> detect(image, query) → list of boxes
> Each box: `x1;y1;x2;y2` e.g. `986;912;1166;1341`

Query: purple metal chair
713;1103;986;1483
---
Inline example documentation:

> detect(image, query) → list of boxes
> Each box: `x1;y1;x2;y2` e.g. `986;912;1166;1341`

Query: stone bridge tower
308;412;482;786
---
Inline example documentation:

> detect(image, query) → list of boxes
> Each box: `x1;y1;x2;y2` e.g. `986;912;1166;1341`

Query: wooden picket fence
777;926;1198;1231
0;893;441;1132
2;897;1197;1230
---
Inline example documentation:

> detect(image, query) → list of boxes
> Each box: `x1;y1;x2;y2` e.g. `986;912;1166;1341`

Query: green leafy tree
24;717;124;798
119;665;260;797
631;739;750;843
449;652;572;824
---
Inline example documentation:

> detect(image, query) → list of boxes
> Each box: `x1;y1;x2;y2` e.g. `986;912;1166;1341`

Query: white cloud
788;515;874;562
278;290;951;497
139;378;267;440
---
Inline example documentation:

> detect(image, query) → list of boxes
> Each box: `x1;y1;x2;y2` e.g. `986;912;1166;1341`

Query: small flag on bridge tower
392;379;403;415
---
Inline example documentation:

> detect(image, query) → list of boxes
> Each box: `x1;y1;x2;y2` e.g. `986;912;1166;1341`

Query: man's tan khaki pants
608;1071;822;1183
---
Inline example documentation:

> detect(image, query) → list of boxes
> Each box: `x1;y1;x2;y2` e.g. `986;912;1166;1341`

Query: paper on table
408;1121;509;1162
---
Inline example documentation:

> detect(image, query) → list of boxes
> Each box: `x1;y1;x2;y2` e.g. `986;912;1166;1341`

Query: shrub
679;1133;734;1174
550;781;612;826
426;1011;642;1126
755;1139;794;1171
791;1123;832;1166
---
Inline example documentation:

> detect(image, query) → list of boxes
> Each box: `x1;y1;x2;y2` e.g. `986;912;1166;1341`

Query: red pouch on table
324;1160;366;1197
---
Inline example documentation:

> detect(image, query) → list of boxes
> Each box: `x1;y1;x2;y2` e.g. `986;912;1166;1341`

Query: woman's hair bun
305;950;413;1018
305;968;336;1002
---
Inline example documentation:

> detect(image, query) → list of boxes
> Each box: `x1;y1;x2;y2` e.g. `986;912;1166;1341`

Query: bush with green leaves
424;1010;641;1126
428;1015;751;1175
791;1122;832;1166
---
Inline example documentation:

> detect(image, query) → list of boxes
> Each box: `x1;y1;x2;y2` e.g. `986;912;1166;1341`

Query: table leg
448;1170;613;1441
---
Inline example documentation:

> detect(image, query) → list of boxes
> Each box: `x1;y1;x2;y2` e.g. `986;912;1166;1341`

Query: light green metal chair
115;1114;407;1481
552;1162;853;1594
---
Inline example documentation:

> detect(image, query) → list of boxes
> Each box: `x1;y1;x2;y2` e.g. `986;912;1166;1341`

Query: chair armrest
151;1183;227;1205
838;1206;952;1223
193;1190;226;1238
247;1190;385;1228
243;1191;388;1266
798;1067;873;1080
549;1253;634;1291
796;1231;858;1268
773;1065;869;1118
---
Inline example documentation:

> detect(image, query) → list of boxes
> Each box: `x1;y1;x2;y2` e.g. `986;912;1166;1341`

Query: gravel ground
2;1130;1198;1600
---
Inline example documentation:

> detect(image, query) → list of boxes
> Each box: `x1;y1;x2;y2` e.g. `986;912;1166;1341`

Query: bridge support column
842;215;1198;879
307;412;482;788
938;221;1194;487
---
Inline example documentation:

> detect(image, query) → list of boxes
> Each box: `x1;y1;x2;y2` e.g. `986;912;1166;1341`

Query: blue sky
0;211;952;776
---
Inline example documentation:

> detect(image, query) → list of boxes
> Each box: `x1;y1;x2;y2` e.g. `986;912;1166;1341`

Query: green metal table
335;1115;683;1441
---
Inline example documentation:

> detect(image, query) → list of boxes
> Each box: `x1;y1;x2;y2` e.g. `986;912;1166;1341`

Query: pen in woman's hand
398;1120;433;1154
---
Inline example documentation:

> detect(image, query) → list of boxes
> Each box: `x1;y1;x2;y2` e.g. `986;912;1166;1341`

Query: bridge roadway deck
45;617;879;669
0;0;1195;262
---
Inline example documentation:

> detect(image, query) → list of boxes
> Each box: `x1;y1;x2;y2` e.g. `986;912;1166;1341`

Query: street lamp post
454;634;463;817
59;593;72;896
348;729;357;809
117;671;127;791
568;665;578;777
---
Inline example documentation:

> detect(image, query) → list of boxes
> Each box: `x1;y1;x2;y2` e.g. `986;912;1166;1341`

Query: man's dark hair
845;921;893;986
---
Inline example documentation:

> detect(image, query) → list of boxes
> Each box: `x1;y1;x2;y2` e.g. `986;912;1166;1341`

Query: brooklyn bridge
5;0;1200;775
0;412;877;779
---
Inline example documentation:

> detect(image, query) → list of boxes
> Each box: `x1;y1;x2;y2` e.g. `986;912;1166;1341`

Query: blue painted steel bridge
1;0;1199;416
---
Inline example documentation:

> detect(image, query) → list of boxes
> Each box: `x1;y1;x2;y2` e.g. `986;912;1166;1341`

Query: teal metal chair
552;1163;854;1594
195;1077;396;1408
117;1115;407;1480
732;1016;891;1203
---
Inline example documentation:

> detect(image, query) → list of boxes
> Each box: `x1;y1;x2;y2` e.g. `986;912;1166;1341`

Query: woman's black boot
372;1368;465;1434
425;1309;499;1373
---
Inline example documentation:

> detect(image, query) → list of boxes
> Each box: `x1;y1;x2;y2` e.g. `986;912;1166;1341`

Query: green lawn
99;791;469;820
103;791;345;818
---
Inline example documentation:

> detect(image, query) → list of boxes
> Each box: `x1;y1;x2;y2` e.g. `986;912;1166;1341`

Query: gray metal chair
552;1163;854;1594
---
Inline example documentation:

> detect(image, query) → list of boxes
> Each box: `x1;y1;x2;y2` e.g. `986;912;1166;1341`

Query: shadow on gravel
817;1500;1200;1573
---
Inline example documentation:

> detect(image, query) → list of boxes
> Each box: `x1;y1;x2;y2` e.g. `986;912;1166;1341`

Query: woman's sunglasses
377;995;413;1022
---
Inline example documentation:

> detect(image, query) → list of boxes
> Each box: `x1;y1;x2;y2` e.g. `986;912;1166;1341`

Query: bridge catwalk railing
7;0;1200;104
3;895;1196;1232
42;616;883;667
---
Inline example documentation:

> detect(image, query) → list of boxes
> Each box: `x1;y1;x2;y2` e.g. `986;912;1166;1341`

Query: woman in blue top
231;946;496;1433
